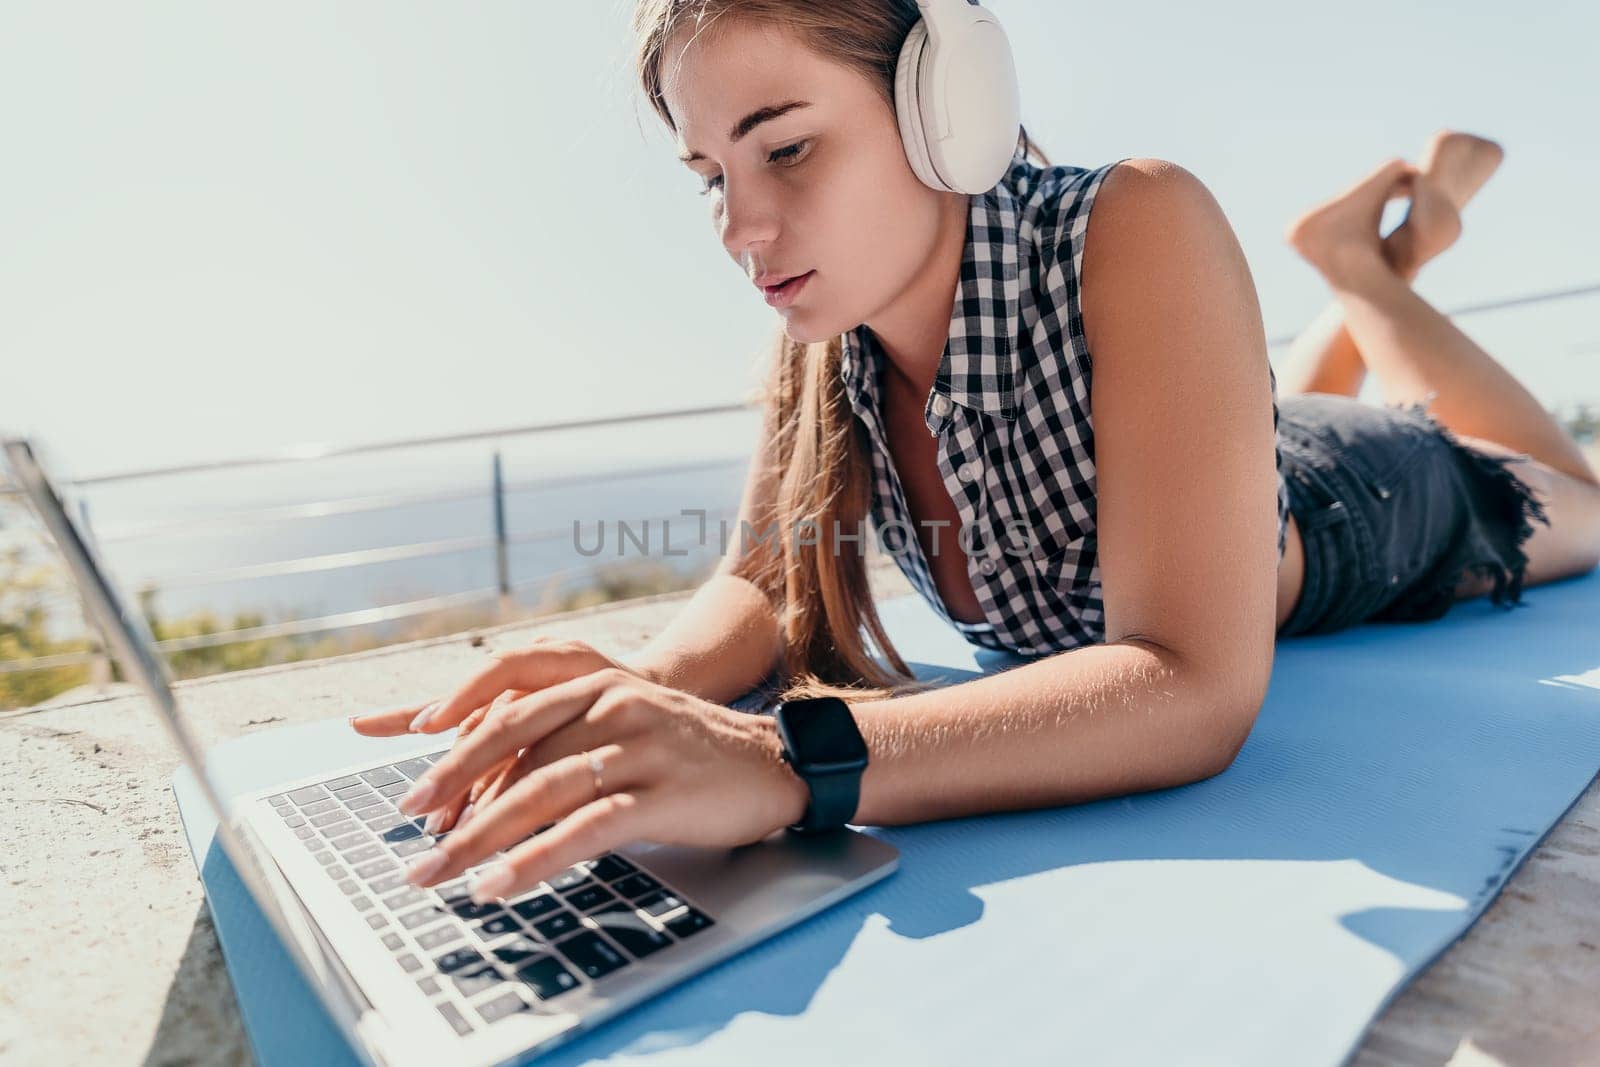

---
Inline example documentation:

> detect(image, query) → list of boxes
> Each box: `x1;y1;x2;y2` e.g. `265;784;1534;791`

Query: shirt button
930;394;952;417
957;461;980;483
977;558;997;576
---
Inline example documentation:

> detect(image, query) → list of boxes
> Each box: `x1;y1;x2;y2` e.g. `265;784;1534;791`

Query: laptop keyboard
266;751;715;1036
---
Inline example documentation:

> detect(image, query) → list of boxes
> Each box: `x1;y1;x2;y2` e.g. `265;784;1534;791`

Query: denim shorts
1276;391;1552;637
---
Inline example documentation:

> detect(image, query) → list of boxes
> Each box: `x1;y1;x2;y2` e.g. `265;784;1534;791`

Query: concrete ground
2;558;1598;1066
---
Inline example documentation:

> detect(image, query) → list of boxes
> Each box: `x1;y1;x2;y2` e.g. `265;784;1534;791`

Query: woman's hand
348;638;658;833
356;654;810;905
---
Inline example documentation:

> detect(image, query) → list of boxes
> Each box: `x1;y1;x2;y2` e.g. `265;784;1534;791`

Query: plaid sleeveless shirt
840;150;1291;656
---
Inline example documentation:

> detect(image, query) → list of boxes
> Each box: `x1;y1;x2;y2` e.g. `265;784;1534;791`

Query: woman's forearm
622;571;783;706
849;638;1256;825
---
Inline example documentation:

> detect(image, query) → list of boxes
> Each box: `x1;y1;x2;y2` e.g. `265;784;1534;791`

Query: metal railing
0;401;758;682
3;279;1597;687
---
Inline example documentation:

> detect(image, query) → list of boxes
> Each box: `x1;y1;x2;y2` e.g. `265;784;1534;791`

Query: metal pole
75;497;114;691
492;450;512;619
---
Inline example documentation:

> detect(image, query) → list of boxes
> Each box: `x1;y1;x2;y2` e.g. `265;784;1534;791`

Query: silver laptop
2;434;899;1066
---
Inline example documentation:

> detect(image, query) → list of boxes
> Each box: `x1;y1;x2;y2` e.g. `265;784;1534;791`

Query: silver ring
584;749;605;799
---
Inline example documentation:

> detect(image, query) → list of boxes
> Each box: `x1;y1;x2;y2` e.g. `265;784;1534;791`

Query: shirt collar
840;148;1027;432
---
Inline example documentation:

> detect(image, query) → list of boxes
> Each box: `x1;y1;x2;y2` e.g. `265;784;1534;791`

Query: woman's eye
696;140;809;197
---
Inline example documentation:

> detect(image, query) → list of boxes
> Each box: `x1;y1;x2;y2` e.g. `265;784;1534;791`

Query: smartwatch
772;696;870;834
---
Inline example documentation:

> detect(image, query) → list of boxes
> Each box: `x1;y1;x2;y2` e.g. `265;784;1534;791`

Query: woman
350;0;1600;907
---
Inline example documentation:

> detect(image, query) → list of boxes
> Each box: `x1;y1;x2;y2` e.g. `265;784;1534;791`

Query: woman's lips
762;270;814;309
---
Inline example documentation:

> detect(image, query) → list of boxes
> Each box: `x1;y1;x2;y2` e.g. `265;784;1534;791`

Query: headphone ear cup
894;20;944;191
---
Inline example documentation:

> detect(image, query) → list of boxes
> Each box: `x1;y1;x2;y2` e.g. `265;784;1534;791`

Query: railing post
492;450;512;620
75;497;114;692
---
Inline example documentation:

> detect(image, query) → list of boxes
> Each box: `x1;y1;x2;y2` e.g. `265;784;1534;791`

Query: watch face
776;696;868;774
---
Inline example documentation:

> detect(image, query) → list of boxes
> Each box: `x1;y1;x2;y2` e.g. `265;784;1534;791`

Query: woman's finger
348;701;436;736
398;671;621;818
404;745;630;889
407;643;610;735
467;789;646;903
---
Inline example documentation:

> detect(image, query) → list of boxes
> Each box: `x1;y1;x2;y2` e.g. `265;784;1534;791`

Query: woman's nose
718;183;780;262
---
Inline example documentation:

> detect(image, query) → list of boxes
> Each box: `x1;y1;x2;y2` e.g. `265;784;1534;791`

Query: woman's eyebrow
676;100;812;163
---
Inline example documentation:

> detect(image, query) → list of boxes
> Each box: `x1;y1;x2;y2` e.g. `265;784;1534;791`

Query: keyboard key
416;975;442;997
564;884;616;912
450;899;502;922
433;947;486;975
547;867;589;892
332;781;372;799
343;844;386;865
665;909;713;938
475;914;520;939
312;851;336;867
510;894;560;922
351;896;375;913
392;838;433;858
329;832;368;852
588;903;672;958
424;752;446;763
381;932;405;952
363;812;408;833
324;775;364;791
611;873;661;899
336;879;360;897
369;872;410;894
309;810;351;829
355;858;400;880
396;953;423;974
395;758;433;780
554;930;627;979
516;956;580;1000
436;880;471;903
532;911;580;941
399;905;450;930
450;965;504;997
381;822;423;844
288;786;327;805
283;814;307;829
589;854;637;882
347;794;388;814
377;781;411;798
300;798;340;817
317;819;359;841
293;827;316;841
269;795;293;810
365;914;388;930
492;936;546;967
634;891;685;918
436;1001;473;1036
361;767;405;788
382;887;426;911
476;991;530;1024
416;925;465;952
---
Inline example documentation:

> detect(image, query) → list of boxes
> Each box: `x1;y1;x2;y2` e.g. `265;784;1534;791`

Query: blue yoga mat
175;573;1600;1066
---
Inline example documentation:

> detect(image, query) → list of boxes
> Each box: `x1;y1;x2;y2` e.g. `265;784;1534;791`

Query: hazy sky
4;0;1597;480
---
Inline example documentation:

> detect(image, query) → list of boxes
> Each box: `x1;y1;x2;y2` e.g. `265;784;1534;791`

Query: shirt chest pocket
1023;529;1100;604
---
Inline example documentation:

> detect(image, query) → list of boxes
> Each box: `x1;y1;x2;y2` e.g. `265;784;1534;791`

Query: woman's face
661;18;954;343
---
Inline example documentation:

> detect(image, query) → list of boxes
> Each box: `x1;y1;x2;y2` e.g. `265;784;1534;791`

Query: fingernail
408;702;441;732
398;778;438;815
406;848;449;885
456;802;476;828
347;715;359;728
423;809;446;835
468;861;514;904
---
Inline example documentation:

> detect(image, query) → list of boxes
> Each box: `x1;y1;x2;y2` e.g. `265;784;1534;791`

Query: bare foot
1382;171;1463;280
1418;129;1504;212
1285;157;1415;289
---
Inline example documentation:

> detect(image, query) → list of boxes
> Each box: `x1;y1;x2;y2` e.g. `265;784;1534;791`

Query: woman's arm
851;157;1282;825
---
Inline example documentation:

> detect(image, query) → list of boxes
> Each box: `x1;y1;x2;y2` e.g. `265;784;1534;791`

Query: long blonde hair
632;0;1050;702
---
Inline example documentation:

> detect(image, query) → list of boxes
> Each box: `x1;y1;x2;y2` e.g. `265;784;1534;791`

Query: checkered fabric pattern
840;149;1292;656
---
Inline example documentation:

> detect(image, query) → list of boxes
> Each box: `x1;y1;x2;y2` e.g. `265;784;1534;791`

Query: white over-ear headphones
895;0;1023;194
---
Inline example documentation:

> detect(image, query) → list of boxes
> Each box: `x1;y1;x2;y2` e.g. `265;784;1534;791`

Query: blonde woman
351;0;1600;906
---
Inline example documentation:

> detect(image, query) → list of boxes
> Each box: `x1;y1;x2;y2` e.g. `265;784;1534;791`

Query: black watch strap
789;762;863;834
